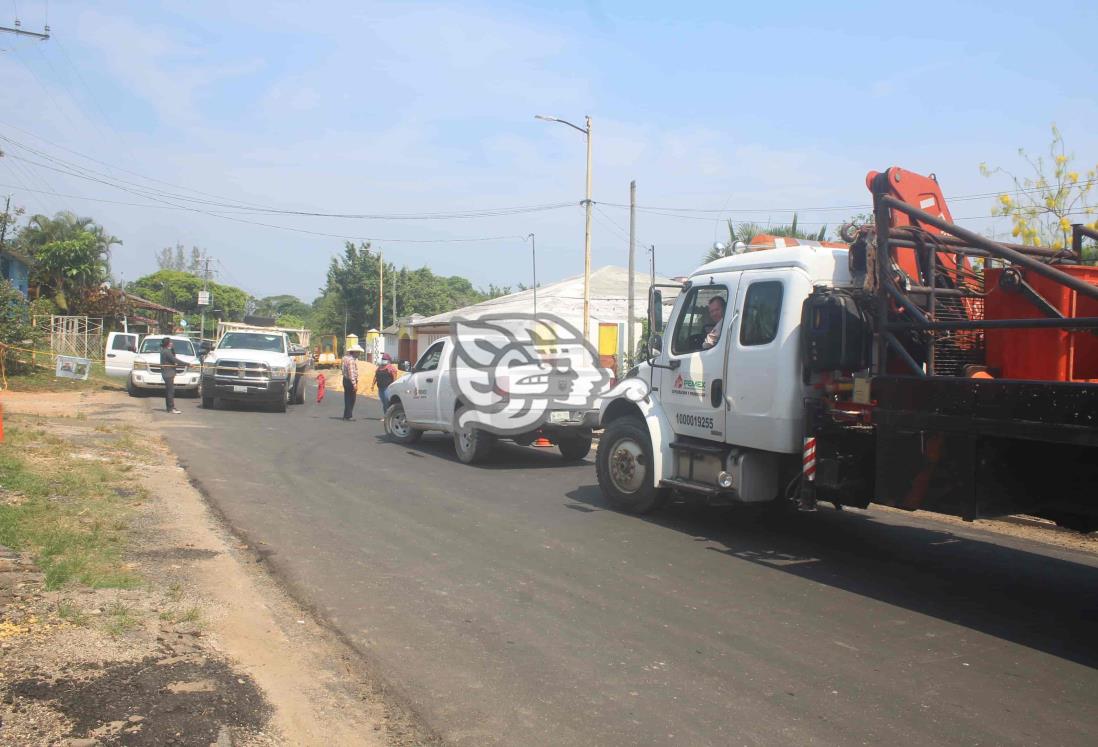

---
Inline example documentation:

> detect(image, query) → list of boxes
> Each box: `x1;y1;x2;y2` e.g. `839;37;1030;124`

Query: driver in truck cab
701;295;726;349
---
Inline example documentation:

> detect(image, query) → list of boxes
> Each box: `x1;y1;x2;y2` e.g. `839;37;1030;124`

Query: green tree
155;243;205;274
981;124;1098;262
16;212;121;311
255;294;312;320
126;270;250;323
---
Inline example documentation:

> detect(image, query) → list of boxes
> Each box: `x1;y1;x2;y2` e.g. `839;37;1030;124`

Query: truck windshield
140;338;196;356
218;332;285;352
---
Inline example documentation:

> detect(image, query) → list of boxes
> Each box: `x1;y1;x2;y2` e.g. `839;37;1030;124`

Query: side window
111;335;134;351
671;286;729;355
415;342;445;372
740;281;784;346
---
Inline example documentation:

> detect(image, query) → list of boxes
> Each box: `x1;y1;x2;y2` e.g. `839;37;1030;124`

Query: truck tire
453;405;495;464
385;402;422;444
127;377;142;397
274;388;288;413
558;436;592;461
292;375;306;405
596;416;667;514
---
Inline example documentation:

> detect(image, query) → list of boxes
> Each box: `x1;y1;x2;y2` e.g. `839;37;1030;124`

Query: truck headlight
269;365;289;380
132;360;148;372
202;360;216;374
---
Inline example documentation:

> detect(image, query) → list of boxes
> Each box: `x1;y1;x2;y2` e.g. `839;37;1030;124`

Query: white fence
34;315;105;361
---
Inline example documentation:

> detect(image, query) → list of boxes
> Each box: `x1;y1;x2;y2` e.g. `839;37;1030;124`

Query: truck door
104;332;140;378
659;276;738;441
725;271;791;452
404;340;447;426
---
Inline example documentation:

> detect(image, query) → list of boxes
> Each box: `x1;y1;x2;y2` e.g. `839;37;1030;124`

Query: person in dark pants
371;353;398;419
341;344;364;420
160;337;183;414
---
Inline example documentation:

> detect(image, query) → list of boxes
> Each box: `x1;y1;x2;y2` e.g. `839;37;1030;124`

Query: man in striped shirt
341;344;364;420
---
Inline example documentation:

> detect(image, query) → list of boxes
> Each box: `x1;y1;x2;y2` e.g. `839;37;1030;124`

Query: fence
33;315;105;361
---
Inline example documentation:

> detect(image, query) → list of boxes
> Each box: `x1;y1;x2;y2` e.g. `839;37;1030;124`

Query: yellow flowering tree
980;125;1097;262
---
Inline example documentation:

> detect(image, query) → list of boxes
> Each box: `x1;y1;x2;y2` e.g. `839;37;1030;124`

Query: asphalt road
151;385;1098;746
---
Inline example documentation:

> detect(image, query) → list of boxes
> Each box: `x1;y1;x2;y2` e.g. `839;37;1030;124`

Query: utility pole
534;113;593;339
392;270;397;328
378;249;384;332
528;233;537;322
627;180;636;363
649;244;656;288
0;195;11;250
199;254;211;341
583;115;593;340
0;19;50;40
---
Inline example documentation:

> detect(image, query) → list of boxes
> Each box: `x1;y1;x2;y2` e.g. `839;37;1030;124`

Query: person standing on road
160;337;183;414
372;353;399;418
342;344;364;420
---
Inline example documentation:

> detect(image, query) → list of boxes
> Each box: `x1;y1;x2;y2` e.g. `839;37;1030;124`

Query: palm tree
18;212;121;310
703;214;828;263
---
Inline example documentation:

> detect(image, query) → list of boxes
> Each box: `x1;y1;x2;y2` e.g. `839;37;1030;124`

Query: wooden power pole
627;180;636;363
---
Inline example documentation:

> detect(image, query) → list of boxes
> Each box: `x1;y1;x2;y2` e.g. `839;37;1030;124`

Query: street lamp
535;113;592;338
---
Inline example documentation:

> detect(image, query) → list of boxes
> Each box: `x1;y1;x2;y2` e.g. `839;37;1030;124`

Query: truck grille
214;359;270;382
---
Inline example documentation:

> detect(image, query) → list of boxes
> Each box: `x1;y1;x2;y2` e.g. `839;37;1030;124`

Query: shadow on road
373;433;591;470
567;483;1098;669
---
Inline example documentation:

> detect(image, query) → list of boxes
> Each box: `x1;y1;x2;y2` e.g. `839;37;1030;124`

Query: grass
103;601;140;637
0;416;142;590
3;360;122;394
159;605;202;625
56;599;90;627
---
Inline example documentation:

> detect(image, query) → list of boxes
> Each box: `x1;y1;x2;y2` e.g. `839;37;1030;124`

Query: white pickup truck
199;329;307;412
384;327;604;464
127;334;201;396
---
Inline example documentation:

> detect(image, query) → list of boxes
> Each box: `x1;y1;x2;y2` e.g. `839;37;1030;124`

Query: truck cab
597;244;850;513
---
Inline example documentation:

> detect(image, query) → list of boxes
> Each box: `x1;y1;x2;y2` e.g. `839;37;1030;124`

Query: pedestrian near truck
372;353;399;418
341;344;364;420
160;337;183;414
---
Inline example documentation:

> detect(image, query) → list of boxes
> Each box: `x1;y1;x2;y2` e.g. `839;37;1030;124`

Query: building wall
1;254;30;296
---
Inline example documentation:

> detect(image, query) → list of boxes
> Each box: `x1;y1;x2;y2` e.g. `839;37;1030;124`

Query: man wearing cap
341;344;363;420
372;353;399;417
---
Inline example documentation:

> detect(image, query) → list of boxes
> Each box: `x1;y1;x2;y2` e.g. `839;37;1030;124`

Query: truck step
660;477;723;496
668;440;728;456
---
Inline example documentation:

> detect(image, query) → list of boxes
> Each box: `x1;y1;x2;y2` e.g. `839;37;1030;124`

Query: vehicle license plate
233;385;248;393
549;410;569;423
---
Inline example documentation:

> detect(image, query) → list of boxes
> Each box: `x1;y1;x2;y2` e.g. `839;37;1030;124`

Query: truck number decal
676;413;714;429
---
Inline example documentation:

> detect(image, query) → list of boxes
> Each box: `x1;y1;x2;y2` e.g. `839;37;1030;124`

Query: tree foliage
312;241;502;335
981;125;1098;261
255;294;312;321
156;243;206;274
0;279;42;373
16;212;120;312
126;270;250;323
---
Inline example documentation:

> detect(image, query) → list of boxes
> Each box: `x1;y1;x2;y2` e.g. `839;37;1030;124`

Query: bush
0;280;43;374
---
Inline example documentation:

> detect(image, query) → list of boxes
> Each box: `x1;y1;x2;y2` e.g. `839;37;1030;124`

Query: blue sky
2;0;1096;300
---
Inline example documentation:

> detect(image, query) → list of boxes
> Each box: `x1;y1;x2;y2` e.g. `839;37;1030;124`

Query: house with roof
0;245;32;297
409;266;675;371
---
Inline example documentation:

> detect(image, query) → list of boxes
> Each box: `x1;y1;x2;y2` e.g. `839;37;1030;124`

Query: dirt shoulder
0;389;434;746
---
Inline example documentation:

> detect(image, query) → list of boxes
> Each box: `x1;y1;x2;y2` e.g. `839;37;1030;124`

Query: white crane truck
595;167;1098;531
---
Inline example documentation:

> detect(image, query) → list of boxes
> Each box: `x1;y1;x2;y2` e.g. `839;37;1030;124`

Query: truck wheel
596;417;667;514
274;388;288;413
126;377;142;397
385;402;422;444
453;405;495;464
292;375;306;405
558;436;592;461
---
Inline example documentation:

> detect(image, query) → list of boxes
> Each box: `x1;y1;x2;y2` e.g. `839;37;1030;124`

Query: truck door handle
107;353;116;358
711;379;723;408
426;377;434;383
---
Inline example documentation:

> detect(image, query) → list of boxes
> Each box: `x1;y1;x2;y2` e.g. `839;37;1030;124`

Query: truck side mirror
648;333;663;359
649;289;664;335
400;360;411;372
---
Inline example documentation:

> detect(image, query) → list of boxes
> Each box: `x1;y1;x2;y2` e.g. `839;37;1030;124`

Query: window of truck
218;333;285;352
140;337;196;356
671;285;729;354
739;281;784;346
415;341;445;372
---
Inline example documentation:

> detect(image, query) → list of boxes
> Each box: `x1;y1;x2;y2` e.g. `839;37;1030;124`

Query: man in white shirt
341;344;364;420
702;296;726;350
